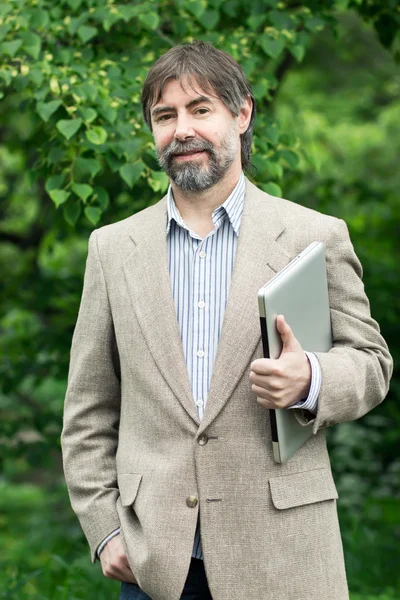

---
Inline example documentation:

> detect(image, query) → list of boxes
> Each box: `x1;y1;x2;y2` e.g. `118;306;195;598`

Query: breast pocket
269;467;338;510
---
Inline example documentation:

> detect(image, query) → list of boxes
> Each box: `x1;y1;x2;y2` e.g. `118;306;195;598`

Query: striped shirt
97;173;321;558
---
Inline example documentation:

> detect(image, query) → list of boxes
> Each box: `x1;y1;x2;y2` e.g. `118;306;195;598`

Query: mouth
173;150;207;161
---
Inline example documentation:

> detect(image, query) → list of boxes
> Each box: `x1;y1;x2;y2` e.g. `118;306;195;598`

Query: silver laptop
257;241;332;463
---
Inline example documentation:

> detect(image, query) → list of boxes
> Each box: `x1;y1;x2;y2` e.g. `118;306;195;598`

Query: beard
156;124;239;192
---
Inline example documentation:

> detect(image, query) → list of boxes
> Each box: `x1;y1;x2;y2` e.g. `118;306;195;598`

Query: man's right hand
100;533;137;583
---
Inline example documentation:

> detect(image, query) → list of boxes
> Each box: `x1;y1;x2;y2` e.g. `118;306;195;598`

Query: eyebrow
151;95;213;118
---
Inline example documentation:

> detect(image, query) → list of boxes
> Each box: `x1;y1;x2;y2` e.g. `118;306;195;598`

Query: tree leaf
263;182;282;197
198;9;219;30
86;126;108;145
265;124;280;145
36;100;62;122
63;200;81;226
119;161;144;188
279;149;300;169
93;186;109;210
138;12;160;30
290;44;305;62
77;25;98;44
98;105;117;124
73;157;101;179
72;182;93;202
185;0;205;19
56;119;82;140
49;189;70;207
79;107;97;123
20;32;42;60
45;175;64;192
84;206;102;225
2;40;23;57
260;35;285;59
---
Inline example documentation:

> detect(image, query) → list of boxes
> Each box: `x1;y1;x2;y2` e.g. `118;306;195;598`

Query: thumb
276;315;301;354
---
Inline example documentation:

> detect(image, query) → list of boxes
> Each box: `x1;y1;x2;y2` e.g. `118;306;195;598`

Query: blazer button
198;434;208;446
186;496;198;508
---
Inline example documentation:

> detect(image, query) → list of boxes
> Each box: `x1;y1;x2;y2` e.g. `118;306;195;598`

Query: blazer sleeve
61;231;122;563
296;218;393;433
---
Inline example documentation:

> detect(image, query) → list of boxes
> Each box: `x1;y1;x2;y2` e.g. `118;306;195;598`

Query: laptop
257;241;332;463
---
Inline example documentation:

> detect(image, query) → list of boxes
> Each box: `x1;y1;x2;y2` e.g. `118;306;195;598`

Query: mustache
160;139;216;161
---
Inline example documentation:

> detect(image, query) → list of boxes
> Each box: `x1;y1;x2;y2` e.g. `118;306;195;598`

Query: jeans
119;558;213;599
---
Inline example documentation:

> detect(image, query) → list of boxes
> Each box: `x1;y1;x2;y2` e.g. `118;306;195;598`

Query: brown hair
141;41;256;170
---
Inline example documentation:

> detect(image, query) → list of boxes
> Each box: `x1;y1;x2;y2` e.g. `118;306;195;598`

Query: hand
250;314;311;409
100;533;137;583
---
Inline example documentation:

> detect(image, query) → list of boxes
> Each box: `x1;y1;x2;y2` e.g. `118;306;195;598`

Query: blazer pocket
269;467;338;510
118;473;143;507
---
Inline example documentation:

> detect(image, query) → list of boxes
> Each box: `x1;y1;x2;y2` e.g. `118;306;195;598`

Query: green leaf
265;161;283;180
2;40;23;58
138;12;160;30
98;105;117;124
260;35;285;59
119;161;145;188
246;14;266;31
263;182;282;197
148;171;169;193
268;10;293;30
29;8;50;29
77;25;98;43
79;107;97;123
77;82;98;102
93;186;109;210
198;9;219;30
265;125;280;145
63;201;81;226
67;0;83;10
86;126;108;145
290;44;305;62
185;0;205;19
20;31;42;59
84;206;102;225
73;157;102;179
72;182;93;202
279;149;300;169
56;119;83;140
49;189;70;207
105;152;123;172
45;175;64;192
36;100;62;122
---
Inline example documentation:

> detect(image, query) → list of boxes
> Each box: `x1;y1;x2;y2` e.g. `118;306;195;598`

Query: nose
174;113;195;142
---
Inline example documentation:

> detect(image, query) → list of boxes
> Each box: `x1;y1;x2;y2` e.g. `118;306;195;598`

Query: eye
195;108;210;115
157;114;173;122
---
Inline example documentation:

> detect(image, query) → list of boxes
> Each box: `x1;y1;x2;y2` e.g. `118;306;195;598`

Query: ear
238;95;253;134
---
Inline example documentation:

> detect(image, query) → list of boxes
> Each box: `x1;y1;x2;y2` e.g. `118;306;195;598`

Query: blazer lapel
122;199;200;425
199;180;293;432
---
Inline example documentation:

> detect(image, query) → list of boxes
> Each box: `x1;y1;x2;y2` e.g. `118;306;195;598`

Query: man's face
150;78;242;192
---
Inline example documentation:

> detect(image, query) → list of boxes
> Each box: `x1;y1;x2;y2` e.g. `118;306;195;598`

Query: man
61;41;392;600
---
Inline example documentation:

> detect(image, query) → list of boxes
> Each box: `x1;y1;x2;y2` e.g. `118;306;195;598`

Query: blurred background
0;0;399;598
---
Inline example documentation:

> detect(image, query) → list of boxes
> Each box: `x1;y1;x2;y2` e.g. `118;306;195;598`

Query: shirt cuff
288;352;321;415
97;527;121;557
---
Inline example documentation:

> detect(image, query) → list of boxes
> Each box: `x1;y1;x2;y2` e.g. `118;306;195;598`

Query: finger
250;358;275;375
276;315;300;353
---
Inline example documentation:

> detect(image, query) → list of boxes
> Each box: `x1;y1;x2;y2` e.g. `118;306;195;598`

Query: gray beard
156;131;238;192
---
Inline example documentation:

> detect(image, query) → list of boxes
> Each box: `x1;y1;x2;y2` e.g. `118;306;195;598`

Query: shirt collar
166;172;245;237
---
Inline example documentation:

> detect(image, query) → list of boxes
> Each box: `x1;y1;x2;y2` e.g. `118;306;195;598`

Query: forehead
151;77;219;108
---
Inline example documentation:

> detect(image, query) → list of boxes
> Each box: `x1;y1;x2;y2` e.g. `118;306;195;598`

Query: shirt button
197;350;205;358
186;496;198;508
197;301;206;309
195;399;204;407
199;251;206;258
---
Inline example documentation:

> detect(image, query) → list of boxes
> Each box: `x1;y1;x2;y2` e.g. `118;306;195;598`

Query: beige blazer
61;179;392;600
